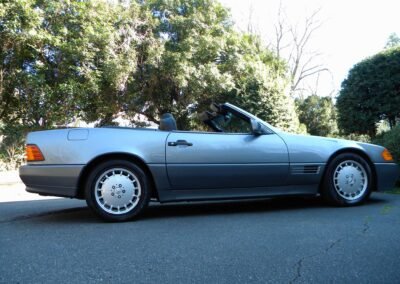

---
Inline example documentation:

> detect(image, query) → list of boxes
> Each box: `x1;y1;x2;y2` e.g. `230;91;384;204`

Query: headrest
159;113;177;131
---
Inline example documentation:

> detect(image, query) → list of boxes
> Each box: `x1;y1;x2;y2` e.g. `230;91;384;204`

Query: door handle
168;140;193;146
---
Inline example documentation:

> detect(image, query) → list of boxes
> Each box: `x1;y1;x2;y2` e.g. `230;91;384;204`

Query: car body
19;103;399;221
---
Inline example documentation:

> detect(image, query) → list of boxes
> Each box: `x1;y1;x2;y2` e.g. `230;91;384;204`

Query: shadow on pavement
1;194;390;223
141;195;388;220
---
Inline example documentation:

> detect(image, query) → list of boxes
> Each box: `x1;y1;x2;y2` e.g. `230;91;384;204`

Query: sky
219;0;400;97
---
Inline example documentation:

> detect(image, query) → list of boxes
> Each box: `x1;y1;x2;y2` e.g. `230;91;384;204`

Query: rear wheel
322;153;373;206
85;160;151;221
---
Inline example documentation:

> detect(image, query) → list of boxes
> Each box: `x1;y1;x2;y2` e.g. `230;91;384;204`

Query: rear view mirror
250;119;264;135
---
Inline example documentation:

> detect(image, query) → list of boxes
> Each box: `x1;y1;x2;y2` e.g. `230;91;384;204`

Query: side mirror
250;119;264;135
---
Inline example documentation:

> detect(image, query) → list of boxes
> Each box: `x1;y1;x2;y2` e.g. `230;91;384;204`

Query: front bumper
374;163;400;191
19;165;84;197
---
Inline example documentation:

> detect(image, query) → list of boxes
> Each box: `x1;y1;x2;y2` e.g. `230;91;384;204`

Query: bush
0;125;27;171
333;133;371;143
345;134;372;143
373;125;400;186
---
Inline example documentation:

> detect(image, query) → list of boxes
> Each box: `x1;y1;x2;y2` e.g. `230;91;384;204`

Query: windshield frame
222;103;280;134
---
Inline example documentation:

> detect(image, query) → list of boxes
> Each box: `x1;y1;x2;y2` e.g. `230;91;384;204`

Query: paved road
1;192;400;283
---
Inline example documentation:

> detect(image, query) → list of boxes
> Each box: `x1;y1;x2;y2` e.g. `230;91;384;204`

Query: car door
165;131;289;190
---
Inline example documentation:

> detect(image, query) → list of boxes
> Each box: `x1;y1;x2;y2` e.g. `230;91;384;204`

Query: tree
126;0;234;128
270;4;329;98
0;0;41;124
336;47;400;137
1;0;302;152
0;0;153;168
385;33;400;49
216;33;300;132
78;1;155;125
0;0;307;169
1;0;155;127
127;0;300;132
296;95;337;137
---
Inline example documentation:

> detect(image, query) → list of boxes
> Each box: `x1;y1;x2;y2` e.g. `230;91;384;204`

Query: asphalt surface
1;192;400;284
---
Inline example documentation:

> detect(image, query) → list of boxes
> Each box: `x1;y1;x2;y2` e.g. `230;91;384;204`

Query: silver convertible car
20;103;399;221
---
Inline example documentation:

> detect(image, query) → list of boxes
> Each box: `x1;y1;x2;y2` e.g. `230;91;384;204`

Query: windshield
207;111;252;133
222;103;281;133
199;103;275;134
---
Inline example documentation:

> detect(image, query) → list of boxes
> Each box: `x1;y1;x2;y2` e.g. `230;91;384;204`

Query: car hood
277;132;386;163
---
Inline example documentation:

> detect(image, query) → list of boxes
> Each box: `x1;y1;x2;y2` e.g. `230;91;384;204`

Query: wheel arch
76;152;159;200
319;147;377;193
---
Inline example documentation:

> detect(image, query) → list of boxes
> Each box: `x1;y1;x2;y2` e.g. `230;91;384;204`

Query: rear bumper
19;165;84;197
374;163;400;191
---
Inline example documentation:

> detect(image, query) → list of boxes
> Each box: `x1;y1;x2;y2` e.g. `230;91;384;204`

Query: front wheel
322;153;373;206
85;160;151;222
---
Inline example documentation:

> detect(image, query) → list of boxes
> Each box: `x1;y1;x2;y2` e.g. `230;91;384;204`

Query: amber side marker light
26;144;45;162
381;148;394;161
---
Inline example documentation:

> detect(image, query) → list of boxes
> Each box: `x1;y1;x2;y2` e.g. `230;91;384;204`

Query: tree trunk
388;116;396;129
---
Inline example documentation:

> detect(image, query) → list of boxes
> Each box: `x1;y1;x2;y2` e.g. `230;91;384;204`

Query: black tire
321;153;373;206
85;160;151;222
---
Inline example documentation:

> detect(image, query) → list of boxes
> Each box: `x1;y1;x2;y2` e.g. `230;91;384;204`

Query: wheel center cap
337;166;364;194
102;176;134;206
346;174;356;186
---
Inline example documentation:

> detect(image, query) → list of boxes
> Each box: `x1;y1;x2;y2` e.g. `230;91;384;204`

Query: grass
381;205;394;215
386;187;400;194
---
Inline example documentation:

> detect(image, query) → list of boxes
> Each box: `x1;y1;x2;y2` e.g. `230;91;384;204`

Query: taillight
26;144;45;162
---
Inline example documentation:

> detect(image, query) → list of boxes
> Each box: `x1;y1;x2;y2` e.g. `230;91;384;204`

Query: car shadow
141;195;388;221
1;194;390;224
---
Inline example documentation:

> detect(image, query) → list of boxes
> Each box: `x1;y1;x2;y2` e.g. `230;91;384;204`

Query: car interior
158;103;253;133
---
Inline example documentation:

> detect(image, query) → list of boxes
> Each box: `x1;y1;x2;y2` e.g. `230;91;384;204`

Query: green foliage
337;47;400;137
0;124;28;170
338;133;371;143
389;187;400;194
0;0;150;127
199;32;300;133
296;95;338;137
127;0;299;132
127;0;236;128
0;0;304;169
373;125;400;185
385;33;400;49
